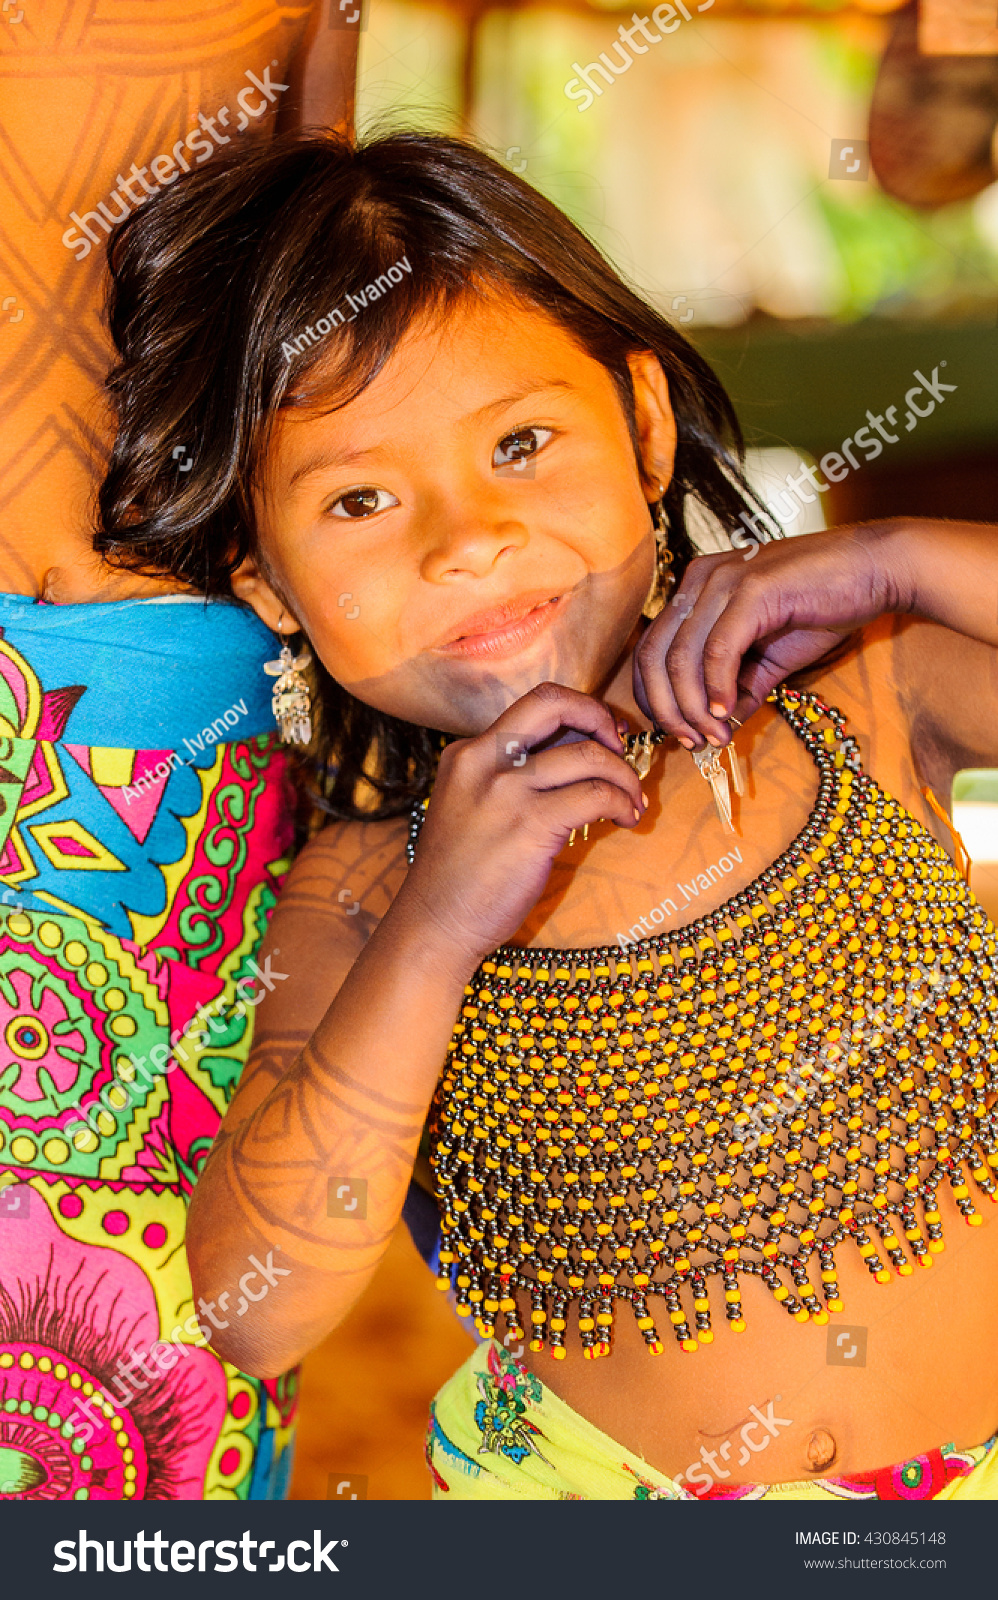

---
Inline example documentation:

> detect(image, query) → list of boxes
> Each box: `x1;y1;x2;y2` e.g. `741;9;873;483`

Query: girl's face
238;293;677;735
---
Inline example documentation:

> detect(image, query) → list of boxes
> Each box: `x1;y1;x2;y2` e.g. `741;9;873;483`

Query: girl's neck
599;617;655;733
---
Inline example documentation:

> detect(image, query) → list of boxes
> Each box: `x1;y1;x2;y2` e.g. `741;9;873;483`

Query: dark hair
96;128;772;821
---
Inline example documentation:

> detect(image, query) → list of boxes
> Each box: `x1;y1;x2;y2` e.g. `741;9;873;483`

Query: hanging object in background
870;1;998;207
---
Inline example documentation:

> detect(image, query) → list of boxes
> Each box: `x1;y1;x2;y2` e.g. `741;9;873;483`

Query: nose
419;490;529;584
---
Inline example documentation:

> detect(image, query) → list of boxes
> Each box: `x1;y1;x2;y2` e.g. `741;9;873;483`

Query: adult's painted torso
0;594;299;1500
0;0;314;597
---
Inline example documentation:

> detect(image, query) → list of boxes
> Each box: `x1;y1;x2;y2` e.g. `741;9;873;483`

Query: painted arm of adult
277;0;360;137
633;518;998;766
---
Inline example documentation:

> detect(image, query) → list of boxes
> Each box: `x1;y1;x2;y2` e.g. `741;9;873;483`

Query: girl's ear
231;553;299;634
627;350;678;498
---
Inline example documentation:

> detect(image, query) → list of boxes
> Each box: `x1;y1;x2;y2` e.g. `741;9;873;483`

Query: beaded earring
640;493;675;621
565;495;675;845
264;611;313;744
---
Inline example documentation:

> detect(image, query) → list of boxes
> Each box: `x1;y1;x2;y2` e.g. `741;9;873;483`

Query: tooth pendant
693;744;735;832
626;732;657;782
725;717;745;796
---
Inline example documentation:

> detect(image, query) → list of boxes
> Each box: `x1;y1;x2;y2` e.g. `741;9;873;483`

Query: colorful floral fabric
426;1340;998;1501
0;594;299;1500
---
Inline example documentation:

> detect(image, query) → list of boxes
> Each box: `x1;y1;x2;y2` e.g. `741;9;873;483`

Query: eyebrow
285;379;576;491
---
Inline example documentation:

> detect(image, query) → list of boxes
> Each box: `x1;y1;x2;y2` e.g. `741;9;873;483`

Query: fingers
532;775;645;842
520;738;645;817
491;681;624;762
634;556;739;746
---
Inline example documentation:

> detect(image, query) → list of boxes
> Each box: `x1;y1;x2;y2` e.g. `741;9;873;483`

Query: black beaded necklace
406;686;998;1359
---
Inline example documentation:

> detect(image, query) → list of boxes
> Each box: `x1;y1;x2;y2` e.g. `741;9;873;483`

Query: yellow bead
730;1318;746;1332
681;1339;698;1353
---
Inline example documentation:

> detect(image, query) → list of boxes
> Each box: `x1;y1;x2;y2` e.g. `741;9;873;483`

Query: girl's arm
891;519;998;653
634;517;998;763
886;519;998;779
186;683;646;1377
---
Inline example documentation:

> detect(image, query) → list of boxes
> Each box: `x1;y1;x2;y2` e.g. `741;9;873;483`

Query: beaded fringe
425;687;998;1357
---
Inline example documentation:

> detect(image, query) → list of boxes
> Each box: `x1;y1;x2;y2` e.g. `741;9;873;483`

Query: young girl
99;128;998;1501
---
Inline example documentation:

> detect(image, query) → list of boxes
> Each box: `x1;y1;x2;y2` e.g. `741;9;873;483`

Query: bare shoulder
799;613;997;787
789;613;987;851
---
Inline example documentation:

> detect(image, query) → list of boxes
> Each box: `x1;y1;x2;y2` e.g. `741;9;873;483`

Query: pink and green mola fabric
0;594;299;1500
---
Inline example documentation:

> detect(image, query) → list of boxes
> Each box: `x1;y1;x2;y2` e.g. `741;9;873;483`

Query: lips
433;592;566;660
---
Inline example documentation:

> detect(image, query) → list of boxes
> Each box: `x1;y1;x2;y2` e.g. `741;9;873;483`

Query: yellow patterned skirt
425;1340;998;1501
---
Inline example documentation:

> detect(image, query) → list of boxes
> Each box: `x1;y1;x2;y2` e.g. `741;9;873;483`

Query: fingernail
710;702;727;719
641;791;649;809
706;734;722;747
632;807;641;823
678;736;695;750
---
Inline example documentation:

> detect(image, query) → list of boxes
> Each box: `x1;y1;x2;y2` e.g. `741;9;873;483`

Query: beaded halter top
411;686;998;1360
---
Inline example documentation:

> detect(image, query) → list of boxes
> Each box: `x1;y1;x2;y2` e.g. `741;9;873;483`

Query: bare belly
516;1176;998;1486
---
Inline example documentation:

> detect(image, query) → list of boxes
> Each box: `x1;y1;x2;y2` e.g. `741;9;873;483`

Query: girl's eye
328;487;398;519
493;426;553;470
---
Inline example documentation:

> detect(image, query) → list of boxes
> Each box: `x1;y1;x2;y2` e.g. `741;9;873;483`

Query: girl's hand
397;683;646;972
634;523;906;747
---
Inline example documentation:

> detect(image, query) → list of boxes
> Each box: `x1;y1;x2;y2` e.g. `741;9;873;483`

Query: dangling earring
641;490;675;621
263;612;313;744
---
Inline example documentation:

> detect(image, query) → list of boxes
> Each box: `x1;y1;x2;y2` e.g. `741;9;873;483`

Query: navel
805;1428;837;1472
